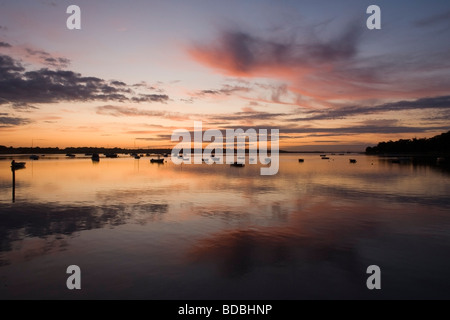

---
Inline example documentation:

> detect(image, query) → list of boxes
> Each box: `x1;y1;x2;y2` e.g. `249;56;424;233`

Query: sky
0;0;449;151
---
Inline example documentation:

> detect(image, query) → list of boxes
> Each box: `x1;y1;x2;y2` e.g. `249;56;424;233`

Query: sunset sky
0;0;449;151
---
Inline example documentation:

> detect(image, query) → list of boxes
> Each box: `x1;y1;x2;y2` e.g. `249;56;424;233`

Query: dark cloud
424;110;450;121
11;102;39;111
361;119;399;127
0;66;126;104
0;41;11;48
132;82;148;88
293;125;447;135
0;54;169;106
180;97;194;104
111;80;127;86
222;125;449;136
201;90;219;95
0;116;30;127
294;96;450;121
131;94;169;103
25;48;71;68
197;82;296;105
0;54;25;76
198;84;251;96
189;24;360;74
213;111;286;122
44;57;71;68
414;11;450;27
136;135;172;141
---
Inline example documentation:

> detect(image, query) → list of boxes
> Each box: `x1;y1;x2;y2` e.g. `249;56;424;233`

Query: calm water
0;154;449;299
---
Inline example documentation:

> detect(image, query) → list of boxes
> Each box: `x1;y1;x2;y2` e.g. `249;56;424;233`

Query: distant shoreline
0;147;363;155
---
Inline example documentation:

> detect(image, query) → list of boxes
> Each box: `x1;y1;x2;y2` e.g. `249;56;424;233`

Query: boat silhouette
11;160;26;170
91;153;100;161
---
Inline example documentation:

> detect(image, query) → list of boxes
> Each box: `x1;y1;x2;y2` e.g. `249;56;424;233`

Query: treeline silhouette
366;131;450;155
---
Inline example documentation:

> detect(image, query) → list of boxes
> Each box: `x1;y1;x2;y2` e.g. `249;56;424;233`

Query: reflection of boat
150;158;164;164
211;156;220;162
134;155;141;159
321;157;330;160
298;159;304;163
320;154;326;157
91;153;100;161
29;155;39;160
11;160;26;170
349;159;357;163
66;153;76;158
230;162;245;167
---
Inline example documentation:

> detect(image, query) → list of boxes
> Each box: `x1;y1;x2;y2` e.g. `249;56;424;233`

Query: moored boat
11;160;26;170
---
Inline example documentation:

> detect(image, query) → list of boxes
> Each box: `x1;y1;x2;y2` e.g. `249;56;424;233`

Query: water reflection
11;167;15;203
0;154;450;299
379;156;450;175
0;202;168;266
186;198;450;299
